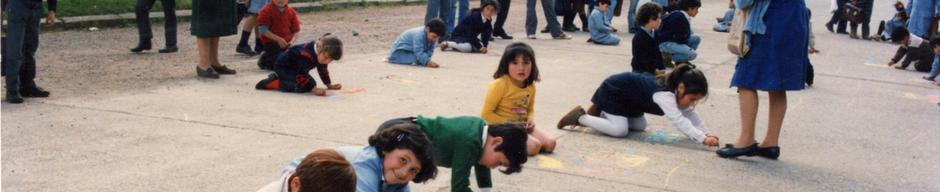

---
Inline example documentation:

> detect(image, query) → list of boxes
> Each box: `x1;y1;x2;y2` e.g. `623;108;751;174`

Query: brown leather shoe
557;106;586;129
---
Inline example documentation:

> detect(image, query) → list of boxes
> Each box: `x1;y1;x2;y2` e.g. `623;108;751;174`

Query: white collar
681;11;692;20
481;125;489;149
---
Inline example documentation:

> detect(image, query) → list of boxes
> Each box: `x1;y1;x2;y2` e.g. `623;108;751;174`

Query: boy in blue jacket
657;0;701;64
388;19;447;68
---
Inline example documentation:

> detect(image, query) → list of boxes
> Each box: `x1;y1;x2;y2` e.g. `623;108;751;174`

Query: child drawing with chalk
557;64;719;147
481;42;557;156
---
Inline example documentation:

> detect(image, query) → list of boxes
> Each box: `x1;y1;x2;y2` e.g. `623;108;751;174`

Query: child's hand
328;83;342;90
703;135;719;147
480;47;488;54
808;48;820;54
46;11;56;27
524;120;535;134
313;88;327;96
277;39;290;49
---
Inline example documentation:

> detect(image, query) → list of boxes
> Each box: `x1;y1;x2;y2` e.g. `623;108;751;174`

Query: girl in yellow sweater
481;42;555;156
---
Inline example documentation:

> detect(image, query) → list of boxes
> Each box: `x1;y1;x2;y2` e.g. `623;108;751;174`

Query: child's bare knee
527;139;542;156
540;138;557;153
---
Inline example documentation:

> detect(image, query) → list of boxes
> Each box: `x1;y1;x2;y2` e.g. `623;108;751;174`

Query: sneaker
557;106;586;129
212;65;237;75
20;87;50;98
527;34;537;39
553;33;572;40
197;66;220;79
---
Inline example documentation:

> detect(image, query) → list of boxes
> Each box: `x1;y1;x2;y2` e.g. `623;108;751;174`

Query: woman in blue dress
717;0;808;160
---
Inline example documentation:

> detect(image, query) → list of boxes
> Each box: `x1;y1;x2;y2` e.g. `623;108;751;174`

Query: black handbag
842;1;862;23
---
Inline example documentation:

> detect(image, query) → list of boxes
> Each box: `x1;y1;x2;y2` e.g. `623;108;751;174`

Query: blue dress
730;0;808;91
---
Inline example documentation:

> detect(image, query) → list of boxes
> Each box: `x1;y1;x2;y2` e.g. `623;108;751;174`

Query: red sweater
257;3;300;45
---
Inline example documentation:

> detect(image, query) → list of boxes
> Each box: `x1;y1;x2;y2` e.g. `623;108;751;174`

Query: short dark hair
493;42;540;87
598;0;611;6
637;2;663;26
657;63;708;97
930;37;940;47
294;149;357;192
426;18;446;37
487;123;529;174
318;33;343;60
481;0;500;13
368;123;438;183
891;27;910;44
677;0;701;11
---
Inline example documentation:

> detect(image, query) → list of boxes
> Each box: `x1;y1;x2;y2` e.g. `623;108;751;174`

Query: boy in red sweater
257;0;300;70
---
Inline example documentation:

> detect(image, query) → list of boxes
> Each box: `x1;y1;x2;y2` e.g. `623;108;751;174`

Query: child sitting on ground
557;64;719;147
481;42;556;156
256;0;301;70
870;1;908;42
440;0;499;53
657;0;701;65
922;37;940;86
377;115;529;192
388;19;446;68
255;34;343;96
632;2;665;75
587;0;620;45
256;148;357;192
712;0;734;32
889;28;933;72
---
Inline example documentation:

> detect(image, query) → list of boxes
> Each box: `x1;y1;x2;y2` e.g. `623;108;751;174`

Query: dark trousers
827;0;848;33
563;0;587;29
892;44;935;72
3;0;42;94
258;43;285;69
272;72;316;93
493;0;511;35
135;0;177;47
849;0;873;37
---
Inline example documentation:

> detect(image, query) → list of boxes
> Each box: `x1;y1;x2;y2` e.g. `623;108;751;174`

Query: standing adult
718;0;809;160
493;0;514;39
826;0;849;34
130;0;178;53
527;0;573;39
427;0;455;39
192;0;239;79
848;0;873;39
4;0;56;103
906;0;940;38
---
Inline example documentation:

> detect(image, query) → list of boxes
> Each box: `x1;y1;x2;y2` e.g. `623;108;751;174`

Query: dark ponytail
657;64;708;97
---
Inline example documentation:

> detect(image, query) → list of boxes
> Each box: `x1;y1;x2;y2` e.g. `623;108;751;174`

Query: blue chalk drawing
645;130;680;145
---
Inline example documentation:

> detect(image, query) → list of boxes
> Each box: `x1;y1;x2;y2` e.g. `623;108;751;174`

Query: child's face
677;93;705;109
646;15;662;30
508;55;533;85
599;3;610;12
483;5;497;19
273;0;288;7
382;149;423;185
317;52;333;65
478;137;511;169
934;45;940;55
426;29;440;42
687;7;699;17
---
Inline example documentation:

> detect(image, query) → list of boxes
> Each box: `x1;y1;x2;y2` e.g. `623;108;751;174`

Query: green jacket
415;115;492;192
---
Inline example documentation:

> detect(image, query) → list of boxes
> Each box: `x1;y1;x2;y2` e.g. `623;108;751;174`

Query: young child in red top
257;0;301;70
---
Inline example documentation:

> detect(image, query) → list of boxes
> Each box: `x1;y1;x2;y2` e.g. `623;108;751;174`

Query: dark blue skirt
730;0;808;91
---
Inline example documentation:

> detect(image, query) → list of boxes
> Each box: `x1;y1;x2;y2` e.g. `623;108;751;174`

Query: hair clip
397;134;406;142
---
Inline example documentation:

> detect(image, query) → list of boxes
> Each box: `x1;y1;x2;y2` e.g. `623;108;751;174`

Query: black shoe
254;39;264;54
825;23;834;33
236;44;255;55
756;146;780;160
20;87;50;98
197;66;220;79
836;31;849;34
5;92;23;104
541;27;550;33
495;33;513;39
130;41;152;53
716;143;759;158
158;46;178;53
212;65;237;75
562;26;579;32
256;73;278;90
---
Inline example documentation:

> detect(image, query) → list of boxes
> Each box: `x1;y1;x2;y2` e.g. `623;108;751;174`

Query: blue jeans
627;0;638;30
607;0;616;22
388;50;422;66
454;0;469;28
4;0;43;94
426;0;454;35
526;0;563;36
928;55;940;80
659;34;701;62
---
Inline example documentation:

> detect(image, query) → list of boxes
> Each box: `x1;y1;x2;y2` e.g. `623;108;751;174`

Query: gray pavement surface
3;0;939;191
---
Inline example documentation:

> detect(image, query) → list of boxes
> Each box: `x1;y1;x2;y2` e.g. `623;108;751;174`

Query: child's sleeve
316;64;332;86
412;32;434;65
681;108;710;136
291;12;301;34
526;87;536;121
891;45;908;63
474;163;493;189
652;92;708;143
589;12;609;34
449;144;476;192
482;22;493;48
481;81;505;123
257;8;272;32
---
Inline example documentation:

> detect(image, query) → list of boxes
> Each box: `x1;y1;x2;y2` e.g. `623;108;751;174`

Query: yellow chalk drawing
536;156;565;169
616;154;649;168
902;92;921;100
